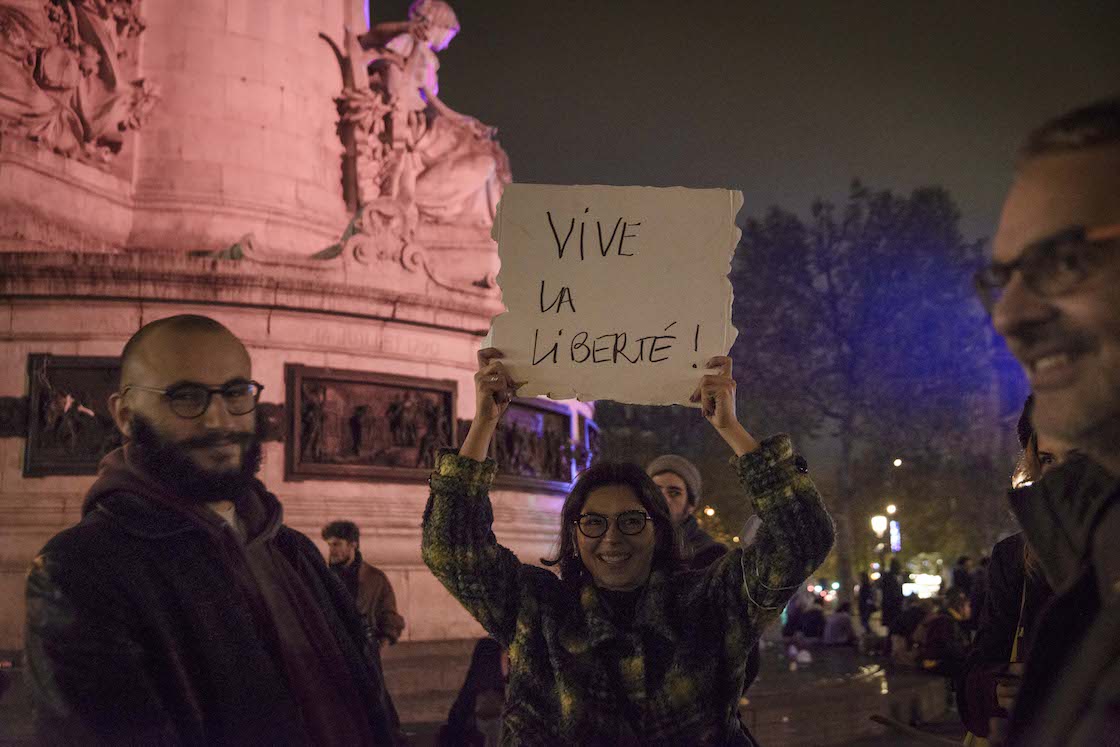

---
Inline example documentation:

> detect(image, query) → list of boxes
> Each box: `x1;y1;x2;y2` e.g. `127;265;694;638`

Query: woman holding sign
422;349;834;745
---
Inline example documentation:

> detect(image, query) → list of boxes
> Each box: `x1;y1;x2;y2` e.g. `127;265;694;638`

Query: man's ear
108;392;133;438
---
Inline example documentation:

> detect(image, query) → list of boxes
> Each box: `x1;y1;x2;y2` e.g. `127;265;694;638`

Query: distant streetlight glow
703;506;715;517
732;536;740;543
886;504;897;515
892;458;903;467
831;582;840;590
870;515;888;537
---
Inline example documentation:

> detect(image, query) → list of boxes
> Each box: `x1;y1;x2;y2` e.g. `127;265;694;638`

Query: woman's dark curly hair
541;461;686;584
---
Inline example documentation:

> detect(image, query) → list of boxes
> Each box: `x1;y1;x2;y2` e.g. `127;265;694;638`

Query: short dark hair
1019;96;1120;159
542;462;685;584
120;314;238;385
322;520;360;544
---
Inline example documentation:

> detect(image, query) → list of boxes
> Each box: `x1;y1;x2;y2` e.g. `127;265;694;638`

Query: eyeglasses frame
573;510;654;539
120;379;265;419
974;222;1120;312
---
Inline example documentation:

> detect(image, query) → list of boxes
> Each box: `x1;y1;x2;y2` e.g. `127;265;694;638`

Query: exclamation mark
691;324;700;368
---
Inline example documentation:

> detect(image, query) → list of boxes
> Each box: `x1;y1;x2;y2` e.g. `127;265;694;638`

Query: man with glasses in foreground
973;97;1120;745
24;314;396;745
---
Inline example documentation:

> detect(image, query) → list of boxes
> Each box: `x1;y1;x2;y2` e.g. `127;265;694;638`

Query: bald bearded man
24;315;396;746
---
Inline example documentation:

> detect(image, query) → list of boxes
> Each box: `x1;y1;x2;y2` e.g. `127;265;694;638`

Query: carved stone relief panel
24;354;122;476
285;364;456;482
0;0;158;165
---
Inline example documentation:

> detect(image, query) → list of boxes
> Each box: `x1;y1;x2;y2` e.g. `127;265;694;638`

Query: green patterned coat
422;435;834;745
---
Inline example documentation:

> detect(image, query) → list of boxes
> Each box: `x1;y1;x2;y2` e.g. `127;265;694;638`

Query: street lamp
892;458;903;467
703;506;715;517
886;504;897;515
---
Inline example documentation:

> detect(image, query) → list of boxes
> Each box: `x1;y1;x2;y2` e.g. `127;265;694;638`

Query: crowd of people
18;95;1120;745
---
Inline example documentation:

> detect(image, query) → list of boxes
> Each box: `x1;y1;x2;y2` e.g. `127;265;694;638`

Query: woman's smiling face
575;483;656;591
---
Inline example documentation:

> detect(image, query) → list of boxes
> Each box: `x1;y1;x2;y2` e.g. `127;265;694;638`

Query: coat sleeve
421;450;526;647
688;435;835;653
371;570;406;644
24;549;179;746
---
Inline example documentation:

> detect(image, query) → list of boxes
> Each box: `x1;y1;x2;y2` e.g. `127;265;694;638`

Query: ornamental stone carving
322;0;510;243
0;0;157;164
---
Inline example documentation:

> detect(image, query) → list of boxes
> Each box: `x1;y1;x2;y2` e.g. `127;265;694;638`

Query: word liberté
529;209;699;367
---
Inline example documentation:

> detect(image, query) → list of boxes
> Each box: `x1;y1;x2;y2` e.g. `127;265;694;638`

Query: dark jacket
422;435;835;745
1007;455;1120;746
878;571;904;630
680;514;728;571
959;532;1053;737
24;447;396;746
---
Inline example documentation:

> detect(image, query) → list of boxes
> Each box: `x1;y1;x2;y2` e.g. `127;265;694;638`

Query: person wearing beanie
646;454;725;570
646;453;763;744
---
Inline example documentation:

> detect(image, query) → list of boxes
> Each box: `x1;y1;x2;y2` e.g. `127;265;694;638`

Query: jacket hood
1008;453;1120;593
83;445;284;542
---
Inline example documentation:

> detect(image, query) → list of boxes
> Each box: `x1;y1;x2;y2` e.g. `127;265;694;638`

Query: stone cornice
0;251;503;335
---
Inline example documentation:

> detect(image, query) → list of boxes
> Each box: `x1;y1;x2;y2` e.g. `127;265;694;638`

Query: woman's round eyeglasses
574;510;653;538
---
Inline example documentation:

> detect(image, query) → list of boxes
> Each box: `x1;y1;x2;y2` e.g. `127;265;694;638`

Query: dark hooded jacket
24;446;396;746
1006;454;1120;746
958;532;1052;737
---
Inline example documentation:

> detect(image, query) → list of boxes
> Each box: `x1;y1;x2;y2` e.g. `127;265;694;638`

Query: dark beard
130;414;263;504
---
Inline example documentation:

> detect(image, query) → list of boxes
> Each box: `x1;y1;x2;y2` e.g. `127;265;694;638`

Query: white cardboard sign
487;184;742;406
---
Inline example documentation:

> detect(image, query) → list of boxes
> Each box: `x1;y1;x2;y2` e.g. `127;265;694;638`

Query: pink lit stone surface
0;1;590;686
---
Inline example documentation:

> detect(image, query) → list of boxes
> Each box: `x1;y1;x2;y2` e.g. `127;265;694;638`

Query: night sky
374;0;1119;242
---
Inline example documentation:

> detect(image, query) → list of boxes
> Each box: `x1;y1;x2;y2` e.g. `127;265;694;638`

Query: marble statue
324;0;510;238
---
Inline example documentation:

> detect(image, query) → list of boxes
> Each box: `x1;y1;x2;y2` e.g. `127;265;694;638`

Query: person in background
890;598;936;668
799;596;827;639
878;558;905;632
857;571;877;632
823;602;858;646
322;520;406;650
952;556;974;597
958;395;1072;744
439;638;508;747
915;588;972;679
646;453;763;718
966;556;990;633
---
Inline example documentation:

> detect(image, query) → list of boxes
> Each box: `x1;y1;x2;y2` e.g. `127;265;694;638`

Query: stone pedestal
0;252;589;649
0;0;586;656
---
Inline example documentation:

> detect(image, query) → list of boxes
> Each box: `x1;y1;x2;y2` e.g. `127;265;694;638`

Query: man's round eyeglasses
121;380;264;419
574;510;653;538
973;223;1120;313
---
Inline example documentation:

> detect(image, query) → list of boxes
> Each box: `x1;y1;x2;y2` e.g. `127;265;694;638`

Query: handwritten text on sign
488;184;742;406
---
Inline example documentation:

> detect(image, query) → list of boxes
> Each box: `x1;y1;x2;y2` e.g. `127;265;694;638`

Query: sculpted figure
325;0;508;237
0;0;156;163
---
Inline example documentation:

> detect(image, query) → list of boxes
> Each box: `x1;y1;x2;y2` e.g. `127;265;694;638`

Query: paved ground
1;648;970;746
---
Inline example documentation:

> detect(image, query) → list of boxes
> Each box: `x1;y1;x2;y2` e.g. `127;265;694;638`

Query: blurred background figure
438;638;508;747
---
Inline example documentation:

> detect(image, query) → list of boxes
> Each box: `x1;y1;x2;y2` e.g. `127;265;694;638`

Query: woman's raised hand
474;348;521;425
690;356;759;456
459;348;523;462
